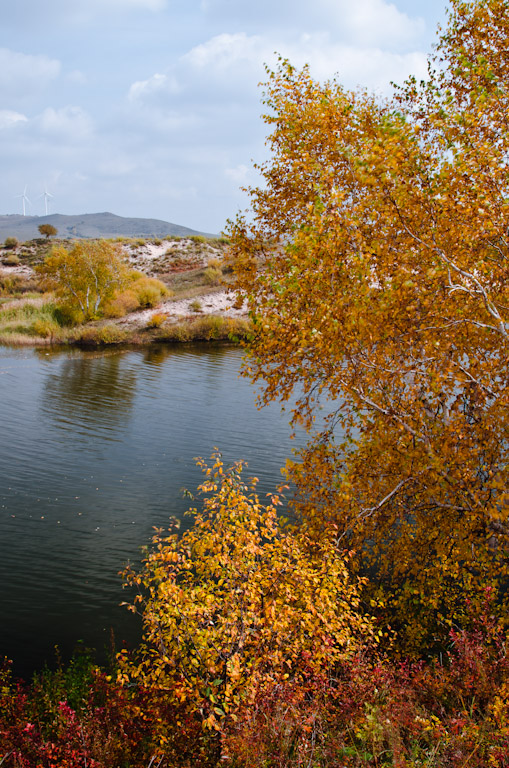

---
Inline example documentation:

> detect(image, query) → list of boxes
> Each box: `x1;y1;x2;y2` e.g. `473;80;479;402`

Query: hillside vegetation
0;234;250;346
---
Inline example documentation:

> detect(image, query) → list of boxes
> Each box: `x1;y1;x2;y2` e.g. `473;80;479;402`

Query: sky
1;0;447;234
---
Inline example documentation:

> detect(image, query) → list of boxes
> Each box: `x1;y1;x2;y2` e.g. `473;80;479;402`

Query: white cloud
225;164;250;185
0;110;28;129
37;106;93;141
199;0;426;49
128;73;180;102
0;48;60;103
183;32;265;71
280;35;429;91
179;30;426;95
321;0;425;48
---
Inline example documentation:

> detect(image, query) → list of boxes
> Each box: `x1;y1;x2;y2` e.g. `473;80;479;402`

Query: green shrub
4;237;18;250
54;303;85;326
190;235;206;244
189;299;202;313
31;317;61;338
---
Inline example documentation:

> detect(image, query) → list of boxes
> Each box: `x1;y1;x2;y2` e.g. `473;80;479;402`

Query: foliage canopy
228;0;509;649
38;240;130;322
38;224;57;240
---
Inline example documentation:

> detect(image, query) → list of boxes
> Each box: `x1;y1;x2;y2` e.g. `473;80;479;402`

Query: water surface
0;344;308;678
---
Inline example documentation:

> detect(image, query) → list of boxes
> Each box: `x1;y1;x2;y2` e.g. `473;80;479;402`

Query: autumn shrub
131;275;170;307
222;613;509;767
4;237;18;249
146;312;166;328
196;315;227;339
0;651;213;768
0;275;43;297
160;316;251;343
53;302;85;326
103;288;139;318
162;322;192;342
2;253;20;266
0;276;19;295
203;266;222;285
30;317;61;339
76;324;129;346
119;454;374;737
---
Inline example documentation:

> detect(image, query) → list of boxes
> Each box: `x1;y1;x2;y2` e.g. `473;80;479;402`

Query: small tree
228;0;509;651
38;224;57;240
38;240;129;321
119;454;373;733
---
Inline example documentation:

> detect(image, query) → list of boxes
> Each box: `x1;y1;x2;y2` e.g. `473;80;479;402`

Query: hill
0;212;215;241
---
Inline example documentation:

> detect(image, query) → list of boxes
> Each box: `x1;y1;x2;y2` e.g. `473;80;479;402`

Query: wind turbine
15;186;31;216
39;185;54;216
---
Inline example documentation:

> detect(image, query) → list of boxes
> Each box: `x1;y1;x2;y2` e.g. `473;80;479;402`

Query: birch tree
228;0;509;650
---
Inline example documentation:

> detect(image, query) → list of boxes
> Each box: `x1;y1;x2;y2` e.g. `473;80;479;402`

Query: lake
0;343;310;679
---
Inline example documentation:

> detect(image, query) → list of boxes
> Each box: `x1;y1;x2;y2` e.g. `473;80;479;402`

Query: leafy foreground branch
2;459;509;766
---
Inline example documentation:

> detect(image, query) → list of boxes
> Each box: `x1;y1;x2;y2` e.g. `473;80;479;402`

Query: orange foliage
228;0;509;650
119;454;374;732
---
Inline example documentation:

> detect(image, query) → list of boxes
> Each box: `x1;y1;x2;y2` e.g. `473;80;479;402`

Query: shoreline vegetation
0;234;252;348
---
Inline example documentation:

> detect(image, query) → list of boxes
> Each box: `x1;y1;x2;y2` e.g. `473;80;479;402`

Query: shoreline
0;237;251;349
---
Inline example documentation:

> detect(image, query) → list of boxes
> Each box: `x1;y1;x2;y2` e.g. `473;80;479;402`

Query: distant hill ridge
0;212;216;241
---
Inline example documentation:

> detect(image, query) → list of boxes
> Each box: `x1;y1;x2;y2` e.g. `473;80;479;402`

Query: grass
0;297;73;346
158;315;252;343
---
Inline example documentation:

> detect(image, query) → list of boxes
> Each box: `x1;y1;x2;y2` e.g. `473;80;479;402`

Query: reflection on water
0;344;308;679
43;353;138;437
